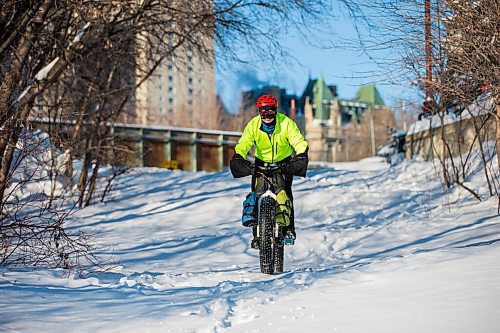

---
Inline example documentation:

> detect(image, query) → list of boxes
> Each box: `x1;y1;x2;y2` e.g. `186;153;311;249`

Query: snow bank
1;148;498;332
408;93;495;135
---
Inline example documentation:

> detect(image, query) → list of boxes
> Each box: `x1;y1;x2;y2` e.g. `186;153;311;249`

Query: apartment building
123;34;218;129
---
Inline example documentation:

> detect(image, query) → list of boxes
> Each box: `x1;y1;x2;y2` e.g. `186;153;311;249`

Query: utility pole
369;108;376;156
423;0;433;114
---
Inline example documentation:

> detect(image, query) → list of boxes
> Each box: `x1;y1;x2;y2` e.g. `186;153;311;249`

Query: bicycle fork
257;189;279;238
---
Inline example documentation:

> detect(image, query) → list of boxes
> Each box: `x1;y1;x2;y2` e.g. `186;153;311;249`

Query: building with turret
297;78;396;162
233;78;396;162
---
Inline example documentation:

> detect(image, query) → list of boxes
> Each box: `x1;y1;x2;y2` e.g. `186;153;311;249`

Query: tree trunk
0;128;17;205
84;154;101;207
77;137;93;207
496;105;500;168
64;77;97;182
0;0;54;126
0;104;31;204
439;113;450;188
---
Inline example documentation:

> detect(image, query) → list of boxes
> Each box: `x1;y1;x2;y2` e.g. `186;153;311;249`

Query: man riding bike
229;94;309;248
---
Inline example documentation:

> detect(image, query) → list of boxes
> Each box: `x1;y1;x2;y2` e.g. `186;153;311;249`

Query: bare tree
440;0;499;164
341;0;498;203
0;129;101;271
1;0;349;269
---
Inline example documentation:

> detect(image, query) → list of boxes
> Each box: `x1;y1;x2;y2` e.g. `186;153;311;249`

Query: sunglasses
259;108;276;119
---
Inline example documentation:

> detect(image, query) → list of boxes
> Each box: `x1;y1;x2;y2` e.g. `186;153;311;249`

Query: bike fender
259;189;277;202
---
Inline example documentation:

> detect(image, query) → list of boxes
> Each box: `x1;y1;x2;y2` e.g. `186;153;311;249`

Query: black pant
251;173;295;237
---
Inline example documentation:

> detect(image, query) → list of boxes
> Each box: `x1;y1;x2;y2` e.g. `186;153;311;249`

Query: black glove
282;149;309;177
229;153;254;178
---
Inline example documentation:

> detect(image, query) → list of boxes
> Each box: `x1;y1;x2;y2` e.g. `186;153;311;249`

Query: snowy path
1;157;499;332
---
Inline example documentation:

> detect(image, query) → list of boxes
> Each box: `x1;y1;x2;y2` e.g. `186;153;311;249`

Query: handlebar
254;162;284;176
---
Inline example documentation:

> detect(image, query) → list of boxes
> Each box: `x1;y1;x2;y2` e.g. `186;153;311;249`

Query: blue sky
216;12;414;114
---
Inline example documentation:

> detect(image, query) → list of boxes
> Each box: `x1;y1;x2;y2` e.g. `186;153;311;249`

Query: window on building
187;56;193;62
168;86;174;93
188;77;193;85
188;88;193;95
188;100;193;106
168;98;174;105
167;64;173;71
187;66;193;73
168;76;174;82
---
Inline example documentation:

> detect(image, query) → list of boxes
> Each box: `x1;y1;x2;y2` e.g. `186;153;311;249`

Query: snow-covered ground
1;156;499;332
407;92;495;135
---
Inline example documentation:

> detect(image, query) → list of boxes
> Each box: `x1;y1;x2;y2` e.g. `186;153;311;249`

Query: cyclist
229;94;309;248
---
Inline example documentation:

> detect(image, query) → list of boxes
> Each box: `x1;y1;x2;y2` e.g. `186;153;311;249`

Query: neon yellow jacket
235;113;308;163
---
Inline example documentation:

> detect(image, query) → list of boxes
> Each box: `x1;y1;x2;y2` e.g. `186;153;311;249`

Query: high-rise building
124;35;218;129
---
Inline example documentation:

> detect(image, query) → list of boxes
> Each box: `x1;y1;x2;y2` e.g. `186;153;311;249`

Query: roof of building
299;77;337;120
354;84;385;106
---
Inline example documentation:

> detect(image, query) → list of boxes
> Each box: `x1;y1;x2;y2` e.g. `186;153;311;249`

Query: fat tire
259;196;275;274
273;233;284;273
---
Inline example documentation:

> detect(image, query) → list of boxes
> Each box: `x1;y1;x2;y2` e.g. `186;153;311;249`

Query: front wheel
273;232;284;273
258;196;276;274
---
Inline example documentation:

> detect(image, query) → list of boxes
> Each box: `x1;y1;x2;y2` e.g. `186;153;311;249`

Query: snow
407;112;459;135
15;85;31;103
14;22;90;105
408;93;495;135
35;57;59;81
9;130;71;198
1;155;499;332
72;22;91;44
15;57;60;104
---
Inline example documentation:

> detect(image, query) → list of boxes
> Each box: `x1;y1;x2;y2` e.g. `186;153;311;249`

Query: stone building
227;78;396;162
297;78;396;162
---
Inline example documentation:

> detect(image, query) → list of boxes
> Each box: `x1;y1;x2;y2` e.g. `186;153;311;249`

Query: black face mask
259;107;276;119
260;113;276;120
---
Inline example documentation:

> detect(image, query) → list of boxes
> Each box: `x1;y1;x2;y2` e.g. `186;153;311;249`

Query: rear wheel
259;196;276;274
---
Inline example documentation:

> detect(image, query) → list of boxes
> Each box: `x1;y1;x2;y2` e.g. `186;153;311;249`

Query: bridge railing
31;118;242;172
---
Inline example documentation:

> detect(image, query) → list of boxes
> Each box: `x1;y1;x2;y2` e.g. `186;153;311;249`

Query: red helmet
256;94;278;109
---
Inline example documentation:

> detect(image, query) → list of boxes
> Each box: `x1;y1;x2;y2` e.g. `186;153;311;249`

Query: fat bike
254;163;291;274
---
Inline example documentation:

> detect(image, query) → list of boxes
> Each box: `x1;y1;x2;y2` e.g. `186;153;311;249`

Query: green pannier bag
275;190;292;227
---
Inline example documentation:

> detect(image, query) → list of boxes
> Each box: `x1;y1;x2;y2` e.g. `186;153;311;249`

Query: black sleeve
229;152;254;178
283;149;309;177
